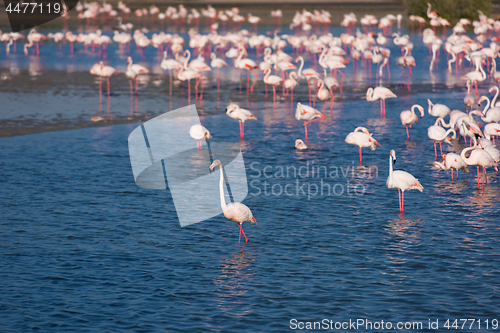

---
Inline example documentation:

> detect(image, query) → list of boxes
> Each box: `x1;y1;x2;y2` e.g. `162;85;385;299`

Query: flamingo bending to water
209;159;256;246
433;153;469;181
126;56;149;96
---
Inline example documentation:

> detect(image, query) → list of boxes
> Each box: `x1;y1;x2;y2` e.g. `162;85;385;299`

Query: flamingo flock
4;2;500;244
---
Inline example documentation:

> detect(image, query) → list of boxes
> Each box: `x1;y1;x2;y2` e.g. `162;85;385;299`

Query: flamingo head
204;129;212;140
417;105;425;118
365;87;373;101
390;149;396;164
295;139;305;149
209;159;221;173
226;103;238;114
127;56;132;64
489;86;498;95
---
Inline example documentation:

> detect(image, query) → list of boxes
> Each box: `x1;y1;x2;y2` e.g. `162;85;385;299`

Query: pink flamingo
295;102;325;142
210;52;230;92
263;68;283;107
296;56;320;106
235;46;259;94
366;86;397;117
461;137;498;189
226;104;257;140
400;104;424;139
345;127;381;164
126;56;149;96
90;61;120;117
387;149;424;212
209;159;257;246
160;51;183;95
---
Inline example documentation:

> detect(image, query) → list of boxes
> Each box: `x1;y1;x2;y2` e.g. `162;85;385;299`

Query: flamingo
210;52;230;92
462;61;486;97
400;104;424;139
295;102;325;142
90;61;120;116
433;153;469;181
235;46;259;94
189;124;212;150
427;99;451;118
428;118;456;158
209;159;256;246
464;81;475;111
295;139;307;150
296;56;320;106
161;51;182;95
345;127;381;164
125;56;149;96
178;52;204;104
315;79;331;112
226;104;257;140
366;86;397;117
461;136;498;189
284;71;299;104
386;149;424;212
484;123;500;143
263;68;283;107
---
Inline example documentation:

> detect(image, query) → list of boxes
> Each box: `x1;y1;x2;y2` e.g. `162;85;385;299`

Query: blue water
1;21;500;332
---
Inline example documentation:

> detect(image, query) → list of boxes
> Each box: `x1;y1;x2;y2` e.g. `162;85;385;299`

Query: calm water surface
1;24;500;332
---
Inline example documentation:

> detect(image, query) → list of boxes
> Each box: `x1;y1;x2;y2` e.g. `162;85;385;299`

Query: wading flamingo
126;56;149;96
189;124;212;150
387;149;424;212
427;118;456;158
460;136;498;189
210;52;230;92
295;102;325;142
366;86;397;117
226;104;257;140
161;51;183;95
209;159;256;246
263;68;283;107
400;104;424;139
345;127;381;164
433;153;469;181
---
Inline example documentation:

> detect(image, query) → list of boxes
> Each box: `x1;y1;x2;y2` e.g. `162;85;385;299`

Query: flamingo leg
451;168;453;181
239;223;248;244
273;85;276;108
304;123;308;142
434;142;437;159
359;146;362;164
246;69;250;94
169;70;172;95
188;80;191;105
402;190;404;212
484;167;487;186
238;224;242;245
477;166;480;189
129;79;133;99
456;169;458;180
380;99;383;117
398;189;401;211
439;142;443;157
239;121;243;139
406;125;409;140
135;77;138;95
217;68;220;92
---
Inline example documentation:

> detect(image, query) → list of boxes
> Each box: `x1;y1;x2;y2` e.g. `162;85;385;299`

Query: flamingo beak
252;216;257;225
375;141;381;147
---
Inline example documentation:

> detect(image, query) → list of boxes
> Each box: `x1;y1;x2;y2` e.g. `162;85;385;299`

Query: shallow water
1;24;500;332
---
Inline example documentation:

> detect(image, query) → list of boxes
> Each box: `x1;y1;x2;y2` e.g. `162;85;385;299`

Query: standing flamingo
126;56;149;96
209;159;256;246
263;68;283;107
296;56;320;106
235;46;259;94
161;51;182;95
427;99;451;118
315;79;331;112
345;127;381;164
386;149;424;212
178;54;204;104
295;102;325;142
400;104;424;139
428;118;456;158
284;71;299;104
90;61;120;117
210;52;230;92
366;86;397;117
226;104;257;140
461;137;498;189
433;153;469;181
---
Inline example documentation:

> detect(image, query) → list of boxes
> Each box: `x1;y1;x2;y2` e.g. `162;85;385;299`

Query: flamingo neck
297;57;304;78
389;154;393;183
218;165;227;211
461;139;477;163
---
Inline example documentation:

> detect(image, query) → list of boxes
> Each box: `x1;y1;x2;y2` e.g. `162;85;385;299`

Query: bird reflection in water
213;250;256;315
